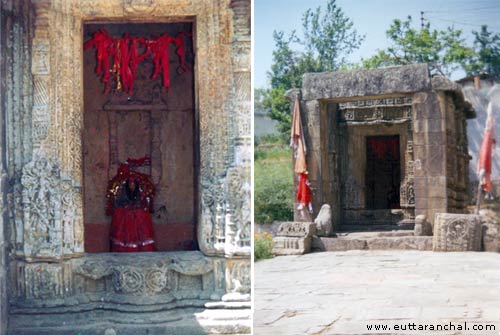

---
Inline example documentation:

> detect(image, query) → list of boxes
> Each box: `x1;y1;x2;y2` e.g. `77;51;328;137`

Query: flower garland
84;29;191;94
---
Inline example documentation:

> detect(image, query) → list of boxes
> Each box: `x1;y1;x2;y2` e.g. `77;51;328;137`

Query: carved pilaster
31;0;51;149
224;166;251;257
400;141;416;220
20;156;82;261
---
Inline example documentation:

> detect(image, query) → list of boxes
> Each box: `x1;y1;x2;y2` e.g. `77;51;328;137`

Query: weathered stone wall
293;64;473;230
3;0;251;333
414;77;472;222
0;4;6;332
1;1;34;332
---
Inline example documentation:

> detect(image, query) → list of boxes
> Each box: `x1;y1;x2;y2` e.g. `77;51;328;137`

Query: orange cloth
290;95;307;174
478;102;496;193
291;94;312;213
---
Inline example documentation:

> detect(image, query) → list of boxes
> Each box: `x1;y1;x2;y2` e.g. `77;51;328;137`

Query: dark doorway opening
365;135;401;210
82;22;197;252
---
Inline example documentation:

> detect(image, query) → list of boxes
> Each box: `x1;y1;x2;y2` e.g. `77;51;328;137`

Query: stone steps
339;222;414;232
312;231;432;252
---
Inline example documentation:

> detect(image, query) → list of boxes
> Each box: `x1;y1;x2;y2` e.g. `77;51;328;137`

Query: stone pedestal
433;213;482;251
273;222;316;255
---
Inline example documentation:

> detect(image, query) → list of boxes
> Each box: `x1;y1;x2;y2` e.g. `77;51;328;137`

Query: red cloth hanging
297;172;312;212
84;29;191;94
478;103;496;193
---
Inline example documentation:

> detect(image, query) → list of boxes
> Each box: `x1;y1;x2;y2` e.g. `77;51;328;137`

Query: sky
254;0;500;89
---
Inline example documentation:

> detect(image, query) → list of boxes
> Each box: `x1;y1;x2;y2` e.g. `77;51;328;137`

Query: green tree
259;0;364;138
463;25;500;78
362;16;474;76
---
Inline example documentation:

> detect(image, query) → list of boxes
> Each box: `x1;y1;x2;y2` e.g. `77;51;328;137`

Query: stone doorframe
10;0;251;262
286;64;473;231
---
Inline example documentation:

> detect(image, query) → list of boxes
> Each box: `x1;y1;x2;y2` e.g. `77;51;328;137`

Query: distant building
254;109;279;138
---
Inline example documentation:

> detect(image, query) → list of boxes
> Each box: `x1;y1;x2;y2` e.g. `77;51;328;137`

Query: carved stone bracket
272;222;316;255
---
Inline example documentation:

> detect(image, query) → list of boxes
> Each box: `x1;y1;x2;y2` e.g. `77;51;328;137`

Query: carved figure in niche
21;157;60;252
106;157;155;252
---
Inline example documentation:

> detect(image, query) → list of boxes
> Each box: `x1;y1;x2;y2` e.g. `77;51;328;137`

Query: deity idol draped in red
106;158;155;252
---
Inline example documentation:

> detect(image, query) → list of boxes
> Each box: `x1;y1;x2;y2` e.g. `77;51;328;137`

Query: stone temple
272;64;491;254
0;0;251;334
288;64;474;231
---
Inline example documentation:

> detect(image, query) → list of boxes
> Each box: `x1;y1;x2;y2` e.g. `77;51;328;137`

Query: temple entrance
82;22;197;252
365;135;401;210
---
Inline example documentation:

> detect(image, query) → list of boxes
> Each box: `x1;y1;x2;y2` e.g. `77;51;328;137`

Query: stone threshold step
339;223;414;232
312;235;432;252
336;230;415;238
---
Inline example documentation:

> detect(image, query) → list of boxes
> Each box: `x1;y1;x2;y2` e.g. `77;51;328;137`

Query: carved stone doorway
365;135;401;210
82;22;197;252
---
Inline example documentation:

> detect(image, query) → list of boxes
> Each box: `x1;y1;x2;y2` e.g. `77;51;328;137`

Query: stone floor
254;250;500;335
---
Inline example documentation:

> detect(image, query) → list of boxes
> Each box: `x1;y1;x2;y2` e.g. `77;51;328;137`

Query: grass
254;232;274;261
254;139;294;225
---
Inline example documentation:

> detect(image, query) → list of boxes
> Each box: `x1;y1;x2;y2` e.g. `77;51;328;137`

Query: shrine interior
365;135;401;210
82;22;197;252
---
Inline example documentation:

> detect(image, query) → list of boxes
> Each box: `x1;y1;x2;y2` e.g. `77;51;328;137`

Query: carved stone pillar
19;0;84;262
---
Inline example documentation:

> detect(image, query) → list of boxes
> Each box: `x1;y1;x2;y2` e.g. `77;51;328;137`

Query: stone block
312;237;367;252
415;196;428;209
366;236;433;251
480;210;500;253
302;64;431;101
415;91;443;120
273;222;316;255
433;213;482;251
414;214;432;236
427;197;447;209
314;204;332;237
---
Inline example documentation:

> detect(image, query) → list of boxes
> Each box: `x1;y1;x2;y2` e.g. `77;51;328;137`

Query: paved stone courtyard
254;251;500;335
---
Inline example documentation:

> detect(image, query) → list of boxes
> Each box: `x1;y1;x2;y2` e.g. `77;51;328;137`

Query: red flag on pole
478;102;496;193
290;94;312;216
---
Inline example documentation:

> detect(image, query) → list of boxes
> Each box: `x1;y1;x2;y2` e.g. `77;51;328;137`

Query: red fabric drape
84;30;192;94
478;103;496;193
110;208;155;252
106;159;156;252
297;172;312;209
